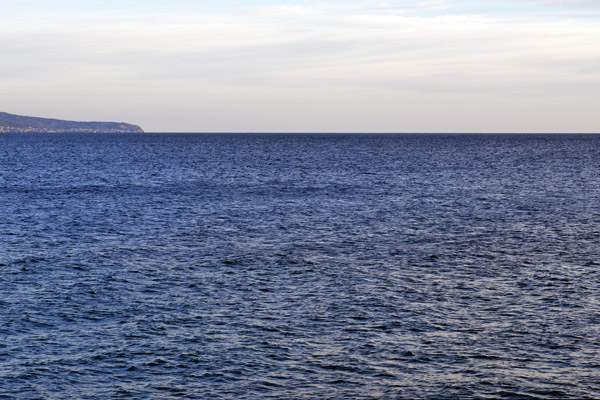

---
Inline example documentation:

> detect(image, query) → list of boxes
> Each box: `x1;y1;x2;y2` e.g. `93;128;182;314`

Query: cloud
1;1;599;131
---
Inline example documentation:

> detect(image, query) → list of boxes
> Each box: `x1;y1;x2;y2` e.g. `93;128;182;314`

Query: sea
1;133;599;399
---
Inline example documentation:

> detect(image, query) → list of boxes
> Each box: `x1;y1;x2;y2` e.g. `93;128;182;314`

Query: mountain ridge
0;112;144;133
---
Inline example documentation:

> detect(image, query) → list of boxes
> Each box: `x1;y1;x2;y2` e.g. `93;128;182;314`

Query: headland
0;112;144;133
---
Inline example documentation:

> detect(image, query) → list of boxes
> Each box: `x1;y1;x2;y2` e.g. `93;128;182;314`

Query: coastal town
0;125;142;133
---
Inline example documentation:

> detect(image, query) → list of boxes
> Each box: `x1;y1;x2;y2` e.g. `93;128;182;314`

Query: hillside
0;112;144;133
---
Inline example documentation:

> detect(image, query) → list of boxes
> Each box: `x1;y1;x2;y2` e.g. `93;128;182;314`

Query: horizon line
137;131;600;135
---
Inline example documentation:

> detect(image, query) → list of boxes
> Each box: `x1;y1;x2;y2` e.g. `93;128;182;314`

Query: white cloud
1;2;599;131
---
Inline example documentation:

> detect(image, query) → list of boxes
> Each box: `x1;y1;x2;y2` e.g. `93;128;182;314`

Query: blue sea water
0;133;599;399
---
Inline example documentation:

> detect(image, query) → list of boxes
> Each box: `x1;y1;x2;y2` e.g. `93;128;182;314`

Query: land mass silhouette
0;112;144;133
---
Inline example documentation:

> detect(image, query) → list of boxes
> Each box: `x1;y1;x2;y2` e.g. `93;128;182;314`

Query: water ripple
1;133;599;398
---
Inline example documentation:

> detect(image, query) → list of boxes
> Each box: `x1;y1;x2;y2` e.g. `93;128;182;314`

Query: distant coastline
0;112;143;133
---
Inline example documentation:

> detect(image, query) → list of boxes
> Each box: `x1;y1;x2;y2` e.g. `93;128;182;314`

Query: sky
1;0;600;132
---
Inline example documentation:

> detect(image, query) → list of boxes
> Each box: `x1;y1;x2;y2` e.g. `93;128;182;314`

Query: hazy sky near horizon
1;0;600;132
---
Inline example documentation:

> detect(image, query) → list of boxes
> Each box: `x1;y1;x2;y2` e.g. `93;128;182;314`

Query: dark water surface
1;133;599;399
